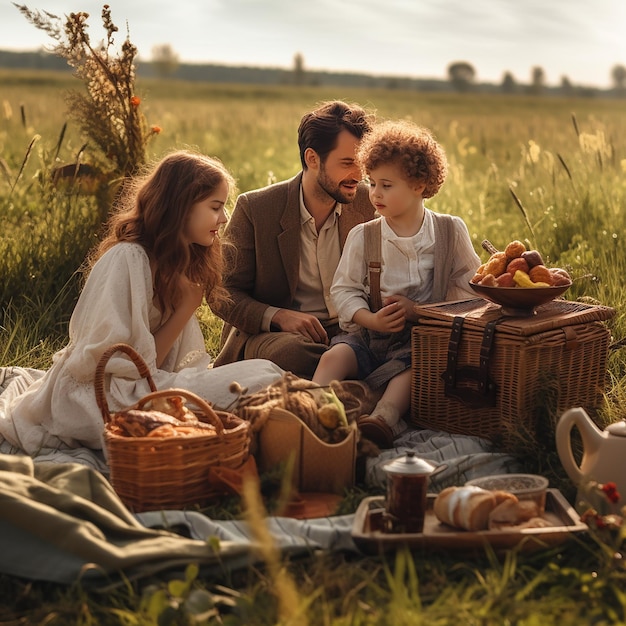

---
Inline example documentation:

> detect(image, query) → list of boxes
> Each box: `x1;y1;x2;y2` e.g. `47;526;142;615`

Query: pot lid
606;421;626;437
383;451;438;476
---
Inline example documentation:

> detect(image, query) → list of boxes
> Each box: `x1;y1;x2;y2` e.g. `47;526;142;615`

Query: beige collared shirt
295;186;342;324
262;185;342;331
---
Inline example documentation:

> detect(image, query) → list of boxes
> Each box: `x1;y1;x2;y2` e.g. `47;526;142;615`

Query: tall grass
3;78;626;359
2;71;626;624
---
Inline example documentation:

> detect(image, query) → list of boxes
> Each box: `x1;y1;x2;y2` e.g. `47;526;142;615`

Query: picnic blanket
0;453;358;587
0;366;520;586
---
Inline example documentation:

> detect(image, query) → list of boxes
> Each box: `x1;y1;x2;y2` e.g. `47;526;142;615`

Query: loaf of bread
434;486;517;531
434;486;546;531
486;496;544;529
434;485;545;531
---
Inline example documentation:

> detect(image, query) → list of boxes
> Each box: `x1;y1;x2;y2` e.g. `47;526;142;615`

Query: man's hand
271;309;329;344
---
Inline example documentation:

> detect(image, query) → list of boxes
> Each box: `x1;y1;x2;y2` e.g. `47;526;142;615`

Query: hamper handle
95;344;225;436
95;343;158;423
134;388;224;436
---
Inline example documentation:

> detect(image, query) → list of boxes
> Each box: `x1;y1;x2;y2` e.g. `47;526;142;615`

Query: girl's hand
179;277;205;315
153;277;204;367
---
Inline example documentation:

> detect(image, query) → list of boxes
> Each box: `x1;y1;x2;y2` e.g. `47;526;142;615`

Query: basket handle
133;388;224;436
95;343;158;423
481;239;499;255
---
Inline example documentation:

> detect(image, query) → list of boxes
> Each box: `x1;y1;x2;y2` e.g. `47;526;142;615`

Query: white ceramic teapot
556;407;626;506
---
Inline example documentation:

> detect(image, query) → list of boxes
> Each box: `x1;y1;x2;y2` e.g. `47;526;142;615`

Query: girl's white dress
0;243;282;457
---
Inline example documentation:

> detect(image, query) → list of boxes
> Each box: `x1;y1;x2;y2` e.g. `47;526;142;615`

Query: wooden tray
352;489;587;554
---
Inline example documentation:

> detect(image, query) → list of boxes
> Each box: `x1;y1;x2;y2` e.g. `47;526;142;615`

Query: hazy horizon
2;0;624;88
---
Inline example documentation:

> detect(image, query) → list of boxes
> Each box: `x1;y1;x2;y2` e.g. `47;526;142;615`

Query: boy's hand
371;299;406;333
383;294;418;323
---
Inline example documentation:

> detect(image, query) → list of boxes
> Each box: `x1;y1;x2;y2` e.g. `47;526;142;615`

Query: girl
312;121;480;448
0;150;283;458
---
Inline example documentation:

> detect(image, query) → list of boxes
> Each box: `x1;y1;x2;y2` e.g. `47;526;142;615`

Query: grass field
2;69;626;624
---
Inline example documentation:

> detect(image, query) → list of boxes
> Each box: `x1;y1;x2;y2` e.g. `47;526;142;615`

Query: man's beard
317;163;358;205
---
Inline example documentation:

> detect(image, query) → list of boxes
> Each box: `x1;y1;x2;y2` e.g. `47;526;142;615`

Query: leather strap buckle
441;317;498;407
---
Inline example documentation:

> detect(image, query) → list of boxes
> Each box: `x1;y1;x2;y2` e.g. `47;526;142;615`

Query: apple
506;257;530;275
496;272;515;287
521;250;544;268
529;264;553;284
550;268;572;286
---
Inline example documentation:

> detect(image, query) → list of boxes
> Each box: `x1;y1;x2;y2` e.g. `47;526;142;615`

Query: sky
2;0;625;88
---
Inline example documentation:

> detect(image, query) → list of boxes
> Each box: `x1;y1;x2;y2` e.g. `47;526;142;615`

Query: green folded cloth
0;453;250;586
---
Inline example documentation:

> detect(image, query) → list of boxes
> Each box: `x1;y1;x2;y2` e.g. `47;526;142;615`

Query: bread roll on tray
434;485;542;531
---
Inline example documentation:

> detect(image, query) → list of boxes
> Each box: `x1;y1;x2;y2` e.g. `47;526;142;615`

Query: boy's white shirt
331;209;480;332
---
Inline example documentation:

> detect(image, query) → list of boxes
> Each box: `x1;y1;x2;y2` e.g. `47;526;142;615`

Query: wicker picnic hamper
410;298;615;444
95;343;251;512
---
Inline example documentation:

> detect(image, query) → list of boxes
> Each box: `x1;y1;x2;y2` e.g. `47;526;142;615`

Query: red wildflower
601;482;620;504
595;515;607;530
130;96;141;108
581;509;607;530
150;125;162;135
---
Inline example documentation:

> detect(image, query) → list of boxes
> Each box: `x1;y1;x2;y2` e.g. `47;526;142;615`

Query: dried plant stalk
15;4;160;181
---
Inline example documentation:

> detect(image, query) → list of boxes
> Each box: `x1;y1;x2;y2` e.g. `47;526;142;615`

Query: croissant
143;395;197;422
433;486;518;531
109;408;215;437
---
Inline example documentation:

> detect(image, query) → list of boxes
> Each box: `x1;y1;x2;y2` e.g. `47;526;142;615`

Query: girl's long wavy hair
89;149;235;315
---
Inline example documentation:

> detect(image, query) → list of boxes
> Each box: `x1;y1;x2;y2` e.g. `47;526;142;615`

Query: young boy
312;120;480;448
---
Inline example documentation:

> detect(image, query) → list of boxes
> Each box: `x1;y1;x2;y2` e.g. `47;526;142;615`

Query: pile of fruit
471;240;571;288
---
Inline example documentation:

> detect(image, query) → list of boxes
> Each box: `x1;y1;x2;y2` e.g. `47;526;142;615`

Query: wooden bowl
469;281;571;316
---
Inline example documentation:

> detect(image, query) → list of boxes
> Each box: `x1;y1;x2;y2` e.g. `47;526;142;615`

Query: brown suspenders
363;219;383;312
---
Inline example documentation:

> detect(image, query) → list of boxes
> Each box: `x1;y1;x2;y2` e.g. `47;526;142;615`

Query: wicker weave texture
104;414;249;511
411;321;611;443
96;343;250;512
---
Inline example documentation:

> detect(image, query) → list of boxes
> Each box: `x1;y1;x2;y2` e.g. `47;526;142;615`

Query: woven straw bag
95;343;251;512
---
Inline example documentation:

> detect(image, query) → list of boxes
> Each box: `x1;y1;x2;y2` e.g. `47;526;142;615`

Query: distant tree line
1;48;625;98
446;60;626;97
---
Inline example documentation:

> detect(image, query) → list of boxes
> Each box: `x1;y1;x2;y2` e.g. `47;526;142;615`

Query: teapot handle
555;407;588;485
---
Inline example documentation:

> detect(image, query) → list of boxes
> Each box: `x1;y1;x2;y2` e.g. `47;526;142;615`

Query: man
213;100;376;378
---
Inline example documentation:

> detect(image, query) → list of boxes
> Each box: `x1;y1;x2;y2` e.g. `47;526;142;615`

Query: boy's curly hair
357;119;448;198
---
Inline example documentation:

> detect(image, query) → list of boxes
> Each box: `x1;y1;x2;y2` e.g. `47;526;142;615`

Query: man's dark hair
297;100;372;169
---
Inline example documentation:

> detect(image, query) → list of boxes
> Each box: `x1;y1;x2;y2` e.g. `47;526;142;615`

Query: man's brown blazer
212;172;375;366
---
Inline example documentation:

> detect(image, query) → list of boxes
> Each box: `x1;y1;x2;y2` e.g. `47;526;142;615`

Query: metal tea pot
382;452;445;533
556;407;626;501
